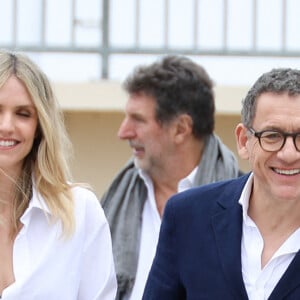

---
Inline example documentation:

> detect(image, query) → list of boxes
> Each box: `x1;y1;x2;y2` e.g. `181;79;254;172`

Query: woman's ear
235;123;250;160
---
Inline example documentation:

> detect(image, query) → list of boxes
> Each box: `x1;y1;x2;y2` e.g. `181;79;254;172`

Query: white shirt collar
238;172;254;226
20;183;51;225
178;166;198;192
138;165;199;194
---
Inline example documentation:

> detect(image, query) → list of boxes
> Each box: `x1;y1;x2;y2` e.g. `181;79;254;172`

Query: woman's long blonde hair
0;50;75;237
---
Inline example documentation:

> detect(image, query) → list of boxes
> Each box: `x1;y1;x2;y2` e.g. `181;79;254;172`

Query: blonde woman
0;50;117;300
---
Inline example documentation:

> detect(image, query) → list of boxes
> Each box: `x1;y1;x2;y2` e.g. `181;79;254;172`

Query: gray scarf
101;134;239;299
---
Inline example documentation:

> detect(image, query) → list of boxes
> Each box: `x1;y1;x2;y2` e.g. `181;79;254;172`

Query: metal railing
0;0;299;79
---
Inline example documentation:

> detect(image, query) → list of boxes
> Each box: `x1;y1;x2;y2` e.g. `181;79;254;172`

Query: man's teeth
274;168;300;175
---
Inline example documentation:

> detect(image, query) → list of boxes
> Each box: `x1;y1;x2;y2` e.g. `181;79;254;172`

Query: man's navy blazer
142;174;300;300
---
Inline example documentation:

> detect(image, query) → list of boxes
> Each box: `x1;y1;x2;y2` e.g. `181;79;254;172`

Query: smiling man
142;68;300;300
101;55;241;300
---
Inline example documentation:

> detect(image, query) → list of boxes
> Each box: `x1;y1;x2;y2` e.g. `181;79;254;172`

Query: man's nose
117;118;135;140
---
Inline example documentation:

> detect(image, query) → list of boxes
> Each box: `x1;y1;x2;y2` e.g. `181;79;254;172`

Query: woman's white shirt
1;185;117;300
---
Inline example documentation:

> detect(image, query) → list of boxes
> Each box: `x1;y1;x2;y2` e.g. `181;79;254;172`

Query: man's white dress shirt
129;167;198;300
240;173;300;300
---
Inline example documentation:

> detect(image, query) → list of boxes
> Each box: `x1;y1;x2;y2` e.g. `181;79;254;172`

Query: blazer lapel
212;203;249;300
269;250;300;299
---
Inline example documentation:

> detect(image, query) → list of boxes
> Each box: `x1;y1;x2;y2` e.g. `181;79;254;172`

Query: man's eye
262;132;282;140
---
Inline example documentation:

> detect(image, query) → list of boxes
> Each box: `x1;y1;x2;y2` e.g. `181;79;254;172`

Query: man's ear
173;114;193;144
235;123;250;160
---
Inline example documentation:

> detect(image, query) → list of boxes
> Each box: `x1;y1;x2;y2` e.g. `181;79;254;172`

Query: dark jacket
143;174;300;300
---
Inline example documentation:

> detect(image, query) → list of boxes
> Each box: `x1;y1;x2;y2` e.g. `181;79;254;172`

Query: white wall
58;82;250;198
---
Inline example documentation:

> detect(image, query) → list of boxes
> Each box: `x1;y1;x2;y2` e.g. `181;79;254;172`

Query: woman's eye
17;111;31;117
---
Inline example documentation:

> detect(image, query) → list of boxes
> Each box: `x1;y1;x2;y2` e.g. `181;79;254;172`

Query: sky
1;0;300;86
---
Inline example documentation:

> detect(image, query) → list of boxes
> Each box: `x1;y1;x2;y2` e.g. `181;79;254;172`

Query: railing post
41;0;46;47
101;0;110;79
12;0;18;47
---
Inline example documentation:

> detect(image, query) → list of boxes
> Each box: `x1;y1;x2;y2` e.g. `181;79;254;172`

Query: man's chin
133;157;147;171
133;157;140;169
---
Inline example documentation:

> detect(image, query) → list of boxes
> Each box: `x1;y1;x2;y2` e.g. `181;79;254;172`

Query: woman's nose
0;113;14;133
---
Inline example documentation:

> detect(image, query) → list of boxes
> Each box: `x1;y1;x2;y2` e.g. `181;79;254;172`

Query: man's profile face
118;92;175;175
